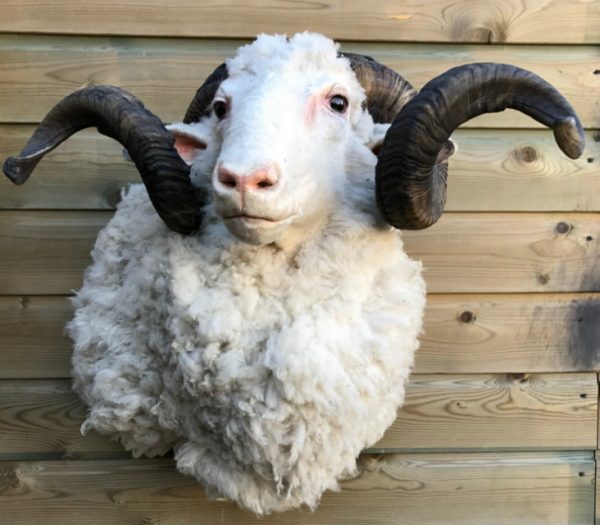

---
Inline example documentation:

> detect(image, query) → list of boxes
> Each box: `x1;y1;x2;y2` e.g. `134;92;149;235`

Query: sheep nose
217;164;279;192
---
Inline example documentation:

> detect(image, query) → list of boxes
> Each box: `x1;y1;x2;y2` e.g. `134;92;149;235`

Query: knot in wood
537;273;551;285
469;24;507;43
0;466;20;492
514;145;538;163
459;310;476;324
555;221;572;235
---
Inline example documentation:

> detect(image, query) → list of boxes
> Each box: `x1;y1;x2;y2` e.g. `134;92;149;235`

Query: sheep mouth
223;213;279;222
221;212;296;245
223;214;282;223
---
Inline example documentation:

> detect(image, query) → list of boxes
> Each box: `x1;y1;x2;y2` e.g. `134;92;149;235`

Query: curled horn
184;63;229;123
3;85;202;234
375;63;585;230
340;52;415;124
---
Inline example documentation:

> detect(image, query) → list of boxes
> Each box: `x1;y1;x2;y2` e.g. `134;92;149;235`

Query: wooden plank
0;211;109;296
377;373;597;451
418;294;600;374
0;375;595;458
1;0;600;44
0;296;73;379
596;450;600;525
0;380;122;459
4;210;599;295
3;294;600;379
3;126;600;212
445;130;600;212
0;453;594;524
402;213;600;294
1;34;600;128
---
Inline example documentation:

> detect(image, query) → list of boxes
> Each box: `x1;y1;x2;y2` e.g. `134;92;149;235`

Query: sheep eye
213;100;228;120
329;95;348;114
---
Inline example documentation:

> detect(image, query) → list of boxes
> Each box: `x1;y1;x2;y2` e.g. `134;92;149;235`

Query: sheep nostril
257;179;274;189
217;167;238;189
216;164;279;192
248;168;278;191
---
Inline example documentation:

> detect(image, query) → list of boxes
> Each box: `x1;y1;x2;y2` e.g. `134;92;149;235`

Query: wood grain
419;293;600;373
378;373;597;451
0;453;594;524
402;213;600;293
1;34;599;128
1;0;600;44
3;211;598;295
0;375;595;459
0;380;122;459
0;296;73;378
3;294;599;379
0;211;109;296
596;450;600;525
3;126;599;212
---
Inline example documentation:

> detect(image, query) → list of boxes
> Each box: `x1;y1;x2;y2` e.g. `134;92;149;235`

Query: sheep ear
166;123;208;166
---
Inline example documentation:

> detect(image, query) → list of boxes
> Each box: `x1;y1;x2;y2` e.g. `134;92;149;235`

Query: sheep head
3;33;585;241
171;34;408;246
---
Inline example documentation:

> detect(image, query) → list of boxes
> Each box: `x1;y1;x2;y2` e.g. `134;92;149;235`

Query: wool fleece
69;183;425;514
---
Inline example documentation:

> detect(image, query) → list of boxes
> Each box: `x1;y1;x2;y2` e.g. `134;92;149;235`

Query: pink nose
217;164;279;192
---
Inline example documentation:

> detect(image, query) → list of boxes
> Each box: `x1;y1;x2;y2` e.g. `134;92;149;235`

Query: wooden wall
1;1;600;523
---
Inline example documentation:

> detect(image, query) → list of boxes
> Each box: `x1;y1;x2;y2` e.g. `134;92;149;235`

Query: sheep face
172;34;378;247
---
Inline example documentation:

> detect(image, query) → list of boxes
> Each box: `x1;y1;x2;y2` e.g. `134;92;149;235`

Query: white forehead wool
227;32;355;83
222;32;370;136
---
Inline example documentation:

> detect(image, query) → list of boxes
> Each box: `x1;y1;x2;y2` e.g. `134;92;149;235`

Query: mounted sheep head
3;33;584;244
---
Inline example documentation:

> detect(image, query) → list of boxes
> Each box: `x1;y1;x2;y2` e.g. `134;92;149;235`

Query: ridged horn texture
183;63;229;123
376;63;586;230
3;85;201;234
340;52;416;123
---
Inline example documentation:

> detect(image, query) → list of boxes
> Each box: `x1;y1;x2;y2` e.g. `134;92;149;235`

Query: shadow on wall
570;291;600;370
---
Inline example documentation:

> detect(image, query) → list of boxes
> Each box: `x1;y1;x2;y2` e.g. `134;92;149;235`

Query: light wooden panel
0;380;122;459
402;213;600;293
3;294;599;379
1;34;599;128
0;296;73;379
0;375;595;458
419;294;600;373
378;373;597;451
0;211;109;296
1;0;600;44
0;453;594;524
2;211;598;295
3;126;599;212
596;451;600;525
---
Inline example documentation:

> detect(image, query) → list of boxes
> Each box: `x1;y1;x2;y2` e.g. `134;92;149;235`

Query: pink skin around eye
304;87;349;126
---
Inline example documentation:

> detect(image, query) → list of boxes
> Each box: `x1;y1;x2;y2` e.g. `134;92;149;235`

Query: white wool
68;32;427;515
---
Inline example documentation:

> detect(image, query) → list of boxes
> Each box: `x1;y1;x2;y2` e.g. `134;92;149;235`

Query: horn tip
3;156;33;185
553;116;585;159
